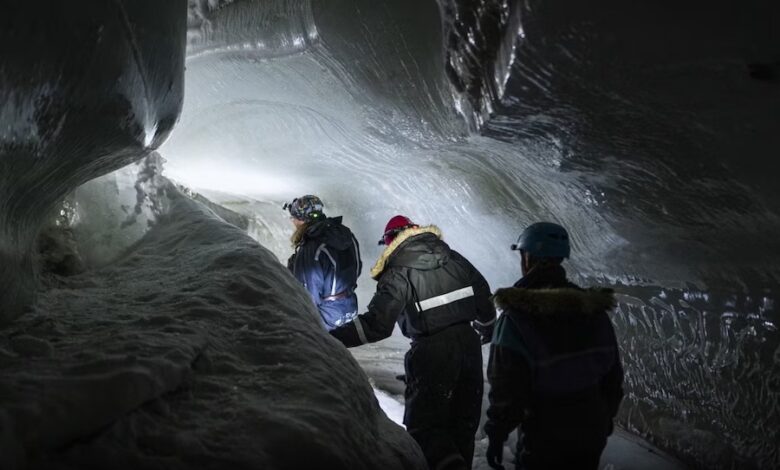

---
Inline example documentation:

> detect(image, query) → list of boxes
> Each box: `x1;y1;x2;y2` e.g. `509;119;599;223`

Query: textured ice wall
160;0;780;467
62;155;170;269
166;0;621;304
611;287;779;469
0;1;187;323
439;1;780;466
442;0;780;286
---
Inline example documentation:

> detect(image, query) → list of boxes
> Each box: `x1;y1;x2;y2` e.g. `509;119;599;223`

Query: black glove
486;436;505;470
480;324;495;345
475;322;495;345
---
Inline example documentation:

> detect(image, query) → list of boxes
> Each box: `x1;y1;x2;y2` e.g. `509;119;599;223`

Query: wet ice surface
1;189;424;470
610;288;780;469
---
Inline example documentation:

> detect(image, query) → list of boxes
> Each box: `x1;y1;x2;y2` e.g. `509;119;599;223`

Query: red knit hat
379;215;416;245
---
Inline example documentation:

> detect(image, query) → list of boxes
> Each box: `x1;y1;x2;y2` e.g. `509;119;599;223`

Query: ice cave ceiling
1;0;779;468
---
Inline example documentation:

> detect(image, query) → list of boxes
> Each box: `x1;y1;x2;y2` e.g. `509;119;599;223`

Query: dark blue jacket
485;265;623;454
287;217;362;330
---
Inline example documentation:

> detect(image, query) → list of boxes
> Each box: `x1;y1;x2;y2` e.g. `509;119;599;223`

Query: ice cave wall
0;1;187;323
1;3;428;468
439;3;780;466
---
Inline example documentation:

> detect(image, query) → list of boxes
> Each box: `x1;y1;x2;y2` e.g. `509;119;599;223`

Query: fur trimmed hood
370;225;442;279
492;287;615;316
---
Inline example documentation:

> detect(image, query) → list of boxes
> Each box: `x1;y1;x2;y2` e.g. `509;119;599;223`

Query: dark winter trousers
404;324;483;470
516;432;606;470
516;447;603;470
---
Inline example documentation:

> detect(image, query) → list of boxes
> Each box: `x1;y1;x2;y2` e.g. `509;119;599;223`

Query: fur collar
370;225;442;279
493;287;615;316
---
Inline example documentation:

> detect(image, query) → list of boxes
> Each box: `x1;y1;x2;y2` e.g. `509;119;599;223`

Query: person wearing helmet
284;195;362;331
330;215;496;470
484;222;624;470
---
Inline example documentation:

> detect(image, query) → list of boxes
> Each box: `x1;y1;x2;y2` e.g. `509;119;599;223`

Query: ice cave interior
1;1;779;469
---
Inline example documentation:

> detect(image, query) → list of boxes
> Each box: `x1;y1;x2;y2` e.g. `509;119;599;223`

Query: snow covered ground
0;188;425;470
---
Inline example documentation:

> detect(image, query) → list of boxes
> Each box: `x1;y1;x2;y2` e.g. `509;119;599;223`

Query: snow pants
515;429;607;470
404;323;483;470
515;445;604;470
514;394;609;470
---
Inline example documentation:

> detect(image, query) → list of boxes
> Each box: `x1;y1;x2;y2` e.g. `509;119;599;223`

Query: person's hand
476;322;494;345
486;437;505;469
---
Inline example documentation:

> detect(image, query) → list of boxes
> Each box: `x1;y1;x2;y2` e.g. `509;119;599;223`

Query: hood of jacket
492;287;616;317
370;225;446;279
303;216;354;250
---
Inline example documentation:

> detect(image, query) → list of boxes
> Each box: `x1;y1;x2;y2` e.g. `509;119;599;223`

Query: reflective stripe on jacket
330;225;495;346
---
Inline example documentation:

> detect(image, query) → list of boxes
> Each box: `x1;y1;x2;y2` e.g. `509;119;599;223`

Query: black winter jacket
330;225;495;347
484;265;624;448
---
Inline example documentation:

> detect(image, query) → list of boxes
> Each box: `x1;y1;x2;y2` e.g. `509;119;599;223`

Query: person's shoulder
443;245;477;271
492;287;527;313
336;221;359;240
376;264;408;284
492;286;615;317
324;216;346;230
491;313;528;355
296;240;320;258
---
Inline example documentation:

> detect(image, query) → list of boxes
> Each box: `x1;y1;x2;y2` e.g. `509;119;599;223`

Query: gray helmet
511;222;571;259
283;195;324;222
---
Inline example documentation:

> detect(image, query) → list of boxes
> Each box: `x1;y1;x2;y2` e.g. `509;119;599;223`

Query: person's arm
471;267;496;343
330;270;409;347
453;251;496;342
484;319;532;443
